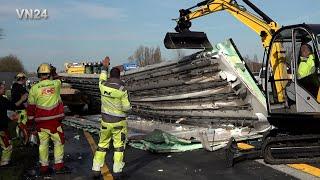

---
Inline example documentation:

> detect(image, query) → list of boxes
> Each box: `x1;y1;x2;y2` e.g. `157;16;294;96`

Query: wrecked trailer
59;39;267;129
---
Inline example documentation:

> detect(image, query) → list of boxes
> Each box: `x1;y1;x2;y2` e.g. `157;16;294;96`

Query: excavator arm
175;0;278;48
166;0;287;102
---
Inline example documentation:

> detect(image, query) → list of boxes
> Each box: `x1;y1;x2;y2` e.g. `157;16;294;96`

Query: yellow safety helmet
16;72;26;79
37;63;51;74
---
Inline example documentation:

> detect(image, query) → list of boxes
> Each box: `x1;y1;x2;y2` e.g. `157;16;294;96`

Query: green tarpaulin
129;129;203;153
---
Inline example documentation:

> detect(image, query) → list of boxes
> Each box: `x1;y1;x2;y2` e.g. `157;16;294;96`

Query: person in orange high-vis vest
27;63;69;175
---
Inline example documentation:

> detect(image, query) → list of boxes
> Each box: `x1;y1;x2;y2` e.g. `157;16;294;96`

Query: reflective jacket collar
103;78;125;91
300;54;315;62
107;78;124;86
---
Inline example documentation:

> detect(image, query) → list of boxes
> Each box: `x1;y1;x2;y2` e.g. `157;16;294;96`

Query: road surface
1;125;320;180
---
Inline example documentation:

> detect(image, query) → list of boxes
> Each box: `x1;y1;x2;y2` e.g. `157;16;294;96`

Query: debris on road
73;135;80;140
63;115;264;153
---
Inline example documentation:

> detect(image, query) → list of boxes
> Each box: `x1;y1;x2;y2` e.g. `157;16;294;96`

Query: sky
0;0;320;72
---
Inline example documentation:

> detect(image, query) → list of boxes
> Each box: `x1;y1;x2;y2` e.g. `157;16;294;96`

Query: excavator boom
165;0;279;48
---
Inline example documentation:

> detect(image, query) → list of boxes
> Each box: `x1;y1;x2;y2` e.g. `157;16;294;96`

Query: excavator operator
297;43;320;98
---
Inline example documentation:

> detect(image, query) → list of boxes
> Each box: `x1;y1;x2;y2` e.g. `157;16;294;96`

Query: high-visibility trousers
92;120;127;173
0;130;12;166
38;126;65;169
16;110;29;143
16;110;28;125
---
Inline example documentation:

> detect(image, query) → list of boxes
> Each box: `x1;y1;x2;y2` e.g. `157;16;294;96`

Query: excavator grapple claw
164;31;213;49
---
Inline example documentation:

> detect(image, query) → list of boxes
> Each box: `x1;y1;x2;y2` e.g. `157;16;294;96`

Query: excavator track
262;133;320;164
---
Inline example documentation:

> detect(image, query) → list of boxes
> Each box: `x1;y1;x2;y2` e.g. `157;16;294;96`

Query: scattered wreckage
60;39;268;131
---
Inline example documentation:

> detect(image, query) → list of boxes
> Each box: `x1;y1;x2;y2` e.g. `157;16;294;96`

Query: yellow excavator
164;0;320;164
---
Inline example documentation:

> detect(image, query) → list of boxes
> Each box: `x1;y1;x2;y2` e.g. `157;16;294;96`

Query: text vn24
16;9;48;20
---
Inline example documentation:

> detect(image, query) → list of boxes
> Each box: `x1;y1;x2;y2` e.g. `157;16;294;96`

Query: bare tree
0;55;25;72
129;45;163;67
243;54;262;72
0;28;3;39
253;54;259;63
135;46;145;66
154;46;162;64
128;55;135;62
175;49;185;60
243;54;250;63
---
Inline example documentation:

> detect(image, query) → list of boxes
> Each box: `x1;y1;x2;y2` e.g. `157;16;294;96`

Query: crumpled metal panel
214;40;266;110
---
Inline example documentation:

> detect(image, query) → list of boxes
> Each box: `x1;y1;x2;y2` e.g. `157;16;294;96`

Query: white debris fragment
175;126;183;131
167;155;172;158
214;128;225;134
226;124;235;129
74;135;80;140
255;113;267;121
230;128;242;136
176;118;186;124
210;128;230;142
158;169;163;172
219;71;237;82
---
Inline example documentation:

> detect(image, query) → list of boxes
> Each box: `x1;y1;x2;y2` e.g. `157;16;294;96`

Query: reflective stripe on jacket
99;69;131;119
27;79;64;122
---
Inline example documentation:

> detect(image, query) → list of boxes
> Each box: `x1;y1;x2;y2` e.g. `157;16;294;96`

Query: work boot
113;172;123;180
25;168;37;177
92;170;101;179
39;166;50;176
55;165;72;174
0;162;15;168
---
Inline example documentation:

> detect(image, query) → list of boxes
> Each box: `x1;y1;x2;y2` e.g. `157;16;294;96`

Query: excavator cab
265;24;320;133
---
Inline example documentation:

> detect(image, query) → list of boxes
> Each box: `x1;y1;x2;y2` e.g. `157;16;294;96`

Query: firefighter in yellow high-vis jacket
27;63;69;175
92;57;131;179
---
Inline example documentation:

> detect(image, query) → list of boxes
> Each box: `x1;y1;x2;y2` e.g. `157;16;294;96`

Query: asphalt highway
1;125;319;180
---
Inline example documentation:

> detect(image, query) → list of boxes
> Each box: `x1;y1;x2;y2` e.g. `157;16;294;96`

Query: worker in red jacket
27;63;69;175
